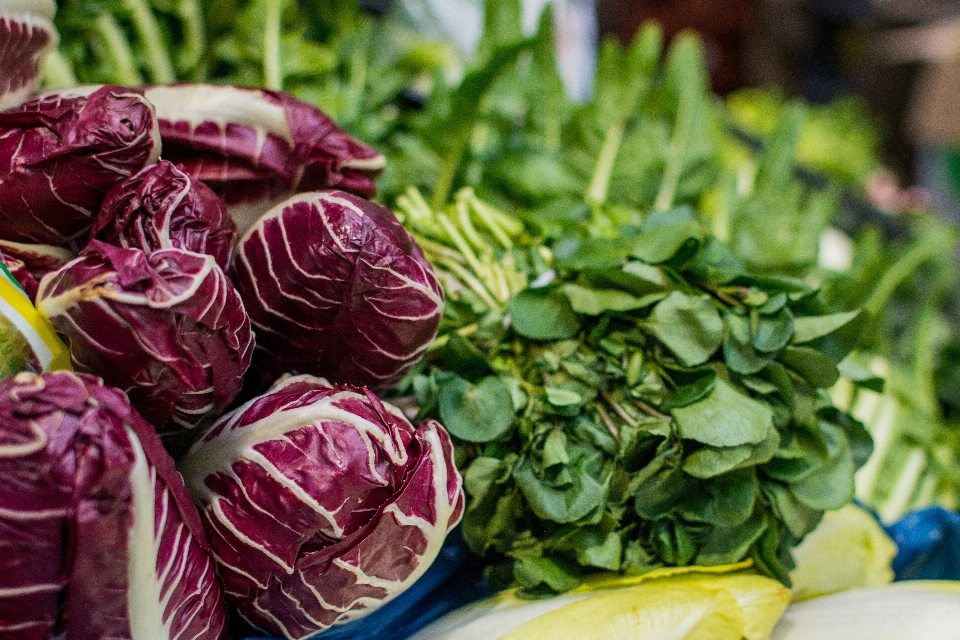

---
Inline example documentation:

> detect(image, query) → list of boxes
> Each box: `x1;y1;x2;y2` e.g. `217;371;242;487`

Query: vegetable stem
654;91;696;212
263;0;283;90
585;122;625;206
864;234;952;318
93;13;144;86
124;0;175;83
177;0;206;78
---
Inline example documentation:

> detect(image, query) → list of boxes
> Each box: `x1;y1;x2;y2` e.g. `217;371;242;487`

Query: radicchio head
36;241;252;434
0;0;58;110
0;371;227;640
178;374;464;640
230;190;443;392
142;84;385;234
0;85;161;247
91;160;237;269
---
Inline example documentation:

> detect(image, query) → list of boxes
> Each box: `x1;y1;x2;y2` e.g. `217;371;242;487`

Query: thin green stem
177;0;205;77
654;88;697;212
94;13;144;86
124;0;175;83
585;122;625;206
865;236;951;318
263;0;282;90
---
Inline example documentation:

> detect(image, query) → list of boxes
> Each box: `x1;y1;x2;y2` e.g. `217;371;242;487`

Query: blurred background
397;0;960;219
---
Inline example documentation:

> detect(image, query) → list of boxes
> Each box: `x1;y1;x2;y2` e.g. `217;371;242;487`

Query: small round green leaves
439;375;515;442
510;286;581;340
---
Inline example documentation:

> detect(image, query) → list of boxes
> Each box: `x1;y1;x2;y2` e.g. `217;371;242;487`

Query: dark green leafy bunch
395;176;873;593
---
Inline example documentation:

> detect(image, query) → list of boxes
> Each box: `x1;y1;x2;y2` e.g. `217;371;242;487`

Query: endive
409;564;791;640
771;581;960;640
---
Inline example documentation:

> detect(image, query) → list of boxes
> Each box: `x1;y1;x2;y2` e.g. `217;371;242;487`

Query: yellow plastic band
0;265;71;372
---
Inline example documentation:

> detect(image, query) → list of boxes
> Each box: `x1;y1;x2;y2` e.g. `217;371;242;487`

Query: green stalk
585;122;625;206
654;88;696;212
263;0;282;90
94;13;144;86
177;0;206;77
41;50;78;89
864;236;951;319
123;0;175;83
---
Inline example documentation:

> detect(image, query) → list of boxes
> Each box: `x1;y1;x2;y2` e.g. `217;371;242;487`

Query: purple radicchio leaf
178;374;465;640
91;160;237;269
0;85;161;247
0;239;74;301
142;84;386;235
0;371;228;640
230;190;444;392
35;241;253;434
0;0;58;110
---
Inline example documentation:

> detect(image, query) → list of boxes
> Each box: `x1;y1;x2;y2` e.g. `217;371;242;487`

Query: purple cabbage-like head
36;241;253;434
0;0;58;110
0;239;73;301
142;84;386;234
231;190;444;392
0;85;161;247
0;371;228;640
178;374;464;640
91;160;237;269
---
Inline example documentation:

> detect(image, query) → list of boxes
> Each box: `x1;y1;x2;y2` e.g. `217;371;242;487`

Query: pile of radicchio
0;17;462;638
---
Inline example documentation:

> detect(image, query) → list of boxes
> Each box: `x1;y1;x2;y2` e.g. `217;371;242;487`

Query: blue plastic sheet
886;506;960;582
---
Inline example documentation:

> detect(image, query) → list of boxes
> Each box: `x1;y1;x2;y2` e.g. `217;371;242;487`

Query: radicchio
91;160;237;269
178;374;464;640
0;85;161;247
0;239;73;301
0;0;57;110
36;241;253;434
0;371;227;640
142;84;385;234
231;190;443;392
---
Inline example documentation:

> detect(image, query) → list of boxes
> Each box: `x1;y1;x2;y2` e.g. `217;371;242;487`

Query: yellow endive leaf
500;584;745;640
648;573;791;640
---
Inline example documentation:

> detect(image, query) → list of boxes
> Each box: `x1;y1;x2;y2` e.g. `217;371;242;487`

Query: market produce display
0;0;954;638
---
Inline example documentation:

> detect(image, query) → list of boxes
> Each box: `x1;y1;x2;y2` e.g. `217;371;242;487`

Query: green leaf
510;287;581;340
631;220;703;265
672;379;772;447
644;291;723;366
513;556;580;593
574;530;622;571
543;430;570;467
779;346;840;388
753;308;795;353
683;425;780;478
464;456;510;498
763;482;824;540
836;359;885;393
790;422;856;510
791;310;862;344
545;386;582;407
724;334;772;375
695;509;767;565
514;454;609;523
442;334;494;380
439;375;515;442
562;284;655;315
